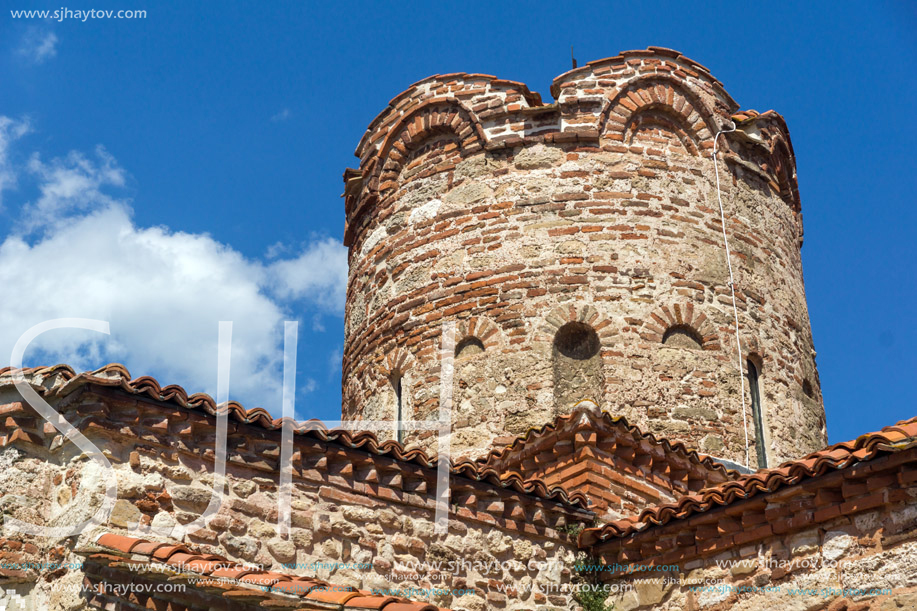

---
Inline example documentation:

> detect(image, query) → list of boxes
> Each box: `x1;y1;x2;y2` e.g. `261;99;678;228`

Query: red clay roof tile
466;404;737;488
182;559;229;574
209;566;257;580
88;532;448;610
345;596;399;609
164;552;199;568
0;363;586;509
580;414;917;546
306;587;360;604
95;533;145;553
151;544;190;561
238;572;290;586
129;541;170;556
272;580;322;596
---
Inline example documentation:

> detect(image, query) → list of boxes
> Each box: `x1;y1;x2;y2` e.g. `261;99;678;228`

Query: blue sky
0;1;914;445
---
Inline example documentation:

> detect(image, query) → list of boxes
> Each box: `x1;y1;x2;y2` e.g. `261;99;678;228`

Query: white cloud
24;146;125;231
267;238;348;312
18;28;58;64
271;108;291;122
0;117;31;208
0;116;347;412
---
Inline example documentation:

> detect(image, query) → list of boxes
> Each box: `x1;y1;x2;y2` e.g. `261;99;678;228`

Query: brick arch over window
534;304;617;347
625;109;700;156
641;303;720;351
741;335;767;372
600;77;718;151
375;345;416;382
535;305;615;412
455;316;503;352
371;101;487;199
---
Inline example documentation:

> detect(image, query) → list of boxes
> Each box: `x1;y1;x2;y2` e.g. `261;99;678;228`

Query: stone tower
340;47;826;468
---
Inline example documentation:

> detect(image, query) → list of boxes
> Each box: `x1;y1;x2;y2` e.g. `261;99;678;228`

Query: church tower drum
340;48;826;468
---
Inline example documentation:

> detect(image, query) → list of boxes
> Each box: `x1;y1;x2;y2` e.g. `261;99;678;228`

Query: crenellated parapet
344;48;801;249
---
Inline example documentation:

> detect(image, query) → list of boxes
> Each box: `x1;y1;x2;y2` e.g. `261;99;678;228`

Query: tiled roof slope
463;404;738;520
0;364;588;509
82;532;444;610
470;403;736;482
579;415;917;546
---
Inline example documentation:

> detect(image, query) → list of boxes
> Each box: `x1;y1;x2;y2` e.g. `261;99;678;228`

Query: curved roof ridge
0;363;589;509
469;403;738;479
579;414;917;546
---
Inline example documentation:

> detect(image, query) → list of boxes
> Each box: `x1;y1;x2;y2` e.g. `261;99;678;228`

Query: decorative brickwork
0;367;592;610
640;302;720;351
470;403;736;521
578;416;917;610
342;47;826;467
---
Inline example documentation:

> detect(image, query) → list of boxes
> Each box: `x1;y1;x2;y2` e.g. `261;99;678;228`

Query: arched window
802;379;815;399
455;336;485;359
661;324;704;349
553;322;604;411
747;359;767;468
391;373;404;444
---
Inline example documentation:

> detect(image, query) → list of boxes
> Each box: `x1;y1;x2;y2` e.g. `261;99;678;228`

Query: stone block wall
0;389;593;611
341;48;826;467
589;450;917;610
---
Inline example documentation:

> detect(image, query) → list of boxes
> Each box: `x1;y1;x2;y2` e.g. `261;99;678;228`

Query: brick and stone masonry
340;47;827;468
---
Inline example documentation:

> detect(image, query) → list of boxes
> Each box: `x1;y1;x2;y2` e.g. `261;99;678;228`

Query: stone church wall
0;389;592;610
591;450;917;610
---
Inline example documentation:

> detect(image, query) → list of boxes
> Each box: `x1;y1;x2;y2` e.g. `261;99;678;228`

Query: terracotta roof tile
0;363;586;509
150;544;189;561
238;572;290;586
271;580;322;596
95;533;145;553
580;415;917;546
164;552;199;568
306;587;360;604
209;566;258;580
345;596;399;609
85;532;448;610
182;559;230;574
383;603;439;611
129;541;170;556
468;403;737;484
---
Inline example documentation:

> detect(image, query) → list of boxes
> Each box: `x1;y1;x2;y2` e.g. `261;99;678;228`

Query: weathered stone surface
879;592;917;610
232;480;257;498
220;534;260;562
108;499;141;528
673;407;718;421
170;486;212;512
513;144;565;169
266;537;296;563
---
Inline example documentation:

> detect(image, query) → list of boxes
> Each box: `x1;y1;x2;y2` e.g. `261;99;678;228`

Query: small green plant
576;584;616;611
558;522;585;538
560;520;615;610
572;551;616;611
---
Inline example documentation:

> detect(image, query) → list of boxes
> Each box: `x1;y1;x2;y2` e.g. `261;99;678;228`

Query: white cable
712;121;751;470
